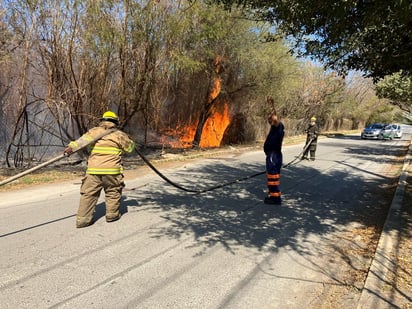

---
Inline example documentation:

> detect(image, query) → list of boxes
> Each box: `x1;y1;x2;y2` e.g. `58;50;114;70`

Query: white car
393;124;403;138
378;124;402;140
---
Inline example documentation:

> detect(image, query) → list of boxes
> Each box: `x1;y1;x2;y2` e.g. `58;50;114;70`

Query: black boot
264;196;281;205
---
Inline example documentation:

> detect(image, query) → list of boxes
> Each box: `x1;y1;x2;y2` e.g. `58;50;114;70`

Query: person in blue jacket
263;110;285;205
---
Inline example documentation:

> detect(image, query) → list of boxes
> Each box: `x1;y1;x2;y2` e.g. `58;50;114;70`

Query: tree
2;0;397;167
376;71;412;113
0;8;13;153
298;65;345;118
2;1;40;167
337;74;392;128
208;0;412;81
173;5;303;147
162;2;272;148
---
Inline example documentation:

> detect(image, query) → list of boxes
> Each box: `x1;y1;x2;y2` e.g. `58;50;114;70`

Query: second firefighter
263;110;285;205
302;116;319;161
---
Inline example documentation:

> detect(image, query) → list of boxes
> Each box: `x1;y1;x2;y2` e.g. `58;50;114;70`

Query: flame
166;55;230;148
168;103;230;148
209;78;221;102
199;103;230;147
177;126;196;148
200;57;228;147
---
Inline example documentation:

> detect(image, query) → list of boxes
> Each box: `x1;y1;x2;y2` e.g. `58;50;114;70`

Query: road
0;128;411;308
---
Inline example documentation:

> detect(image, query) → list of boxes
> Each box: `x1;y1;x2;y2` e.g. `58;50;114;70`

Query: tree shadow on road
1;135;408;307
93;196;136;222
123;138;408;305
126;138;406;250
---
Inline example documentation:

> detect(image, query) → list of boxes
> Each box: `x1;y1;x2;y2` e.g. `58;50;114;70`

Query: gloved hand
64;146;74;156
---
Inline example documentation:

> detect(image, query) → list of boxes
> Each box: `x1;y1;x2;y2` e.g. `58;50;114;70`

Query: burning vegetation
165;55;231;149
177;102;230;148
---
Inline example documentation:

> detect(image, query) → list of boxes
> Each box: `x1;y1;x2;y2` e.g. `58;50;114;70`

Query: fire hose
282;137;314;168
0;129;117;187
132;137;315;193
134;145;265;194
0;133;313;191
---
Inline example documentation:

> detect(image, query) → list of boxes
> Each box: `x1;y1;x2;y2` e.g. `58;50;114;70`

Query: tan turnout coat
68;121;135;175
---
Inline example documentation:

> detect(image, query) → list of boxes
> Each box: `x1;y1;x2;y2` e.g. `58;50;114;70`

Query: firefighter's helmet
100;111;119;125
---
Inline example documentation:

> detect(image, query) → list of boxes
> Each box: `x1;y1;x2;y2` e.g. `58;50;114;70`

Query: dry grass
0;169;82;191
395;162;412;308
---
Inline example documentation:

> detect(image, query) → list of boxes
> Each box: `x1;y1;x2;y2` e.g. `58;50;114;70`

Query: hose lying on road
135;145;265;194
0;134;311;192
283;137;314;168
133;138;314;194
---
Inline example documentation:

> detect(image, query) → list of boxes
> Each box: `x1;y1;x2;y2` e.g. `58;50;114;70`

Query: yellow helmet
311;116;317;122
100;111;119;125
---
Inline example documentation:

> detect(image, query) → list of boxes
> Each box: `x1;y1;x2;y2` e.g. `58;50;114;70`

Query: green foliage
207;0;412;81
344;74;397;125
1;0;400;158
376;71;412;112
241;34;302;114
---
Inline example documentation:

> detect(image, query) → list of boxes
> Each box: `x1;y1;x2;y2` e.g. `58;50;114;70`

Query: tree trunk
192;56;224;148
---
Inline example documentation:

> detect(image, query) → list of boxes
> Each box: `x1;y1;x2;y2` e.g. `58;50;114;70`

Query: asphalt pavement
0;127;411;308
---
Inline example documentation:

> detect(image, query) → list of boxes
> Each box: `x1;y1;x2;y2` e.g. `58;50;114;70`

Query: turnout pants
77;174;125;226
303;137;317;160
266;152;282;203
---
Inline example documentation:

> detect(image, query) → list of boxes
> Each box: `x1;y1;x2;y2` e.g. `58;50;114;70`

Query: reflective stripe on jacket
68;121;135;175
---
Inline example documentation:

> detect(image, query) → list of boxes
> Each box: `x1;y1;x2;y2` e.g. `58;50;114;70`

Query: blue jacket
264;122;285;155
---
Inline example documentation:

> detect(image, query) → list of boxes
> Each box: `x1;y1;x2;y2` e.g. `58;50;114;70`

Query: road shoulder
357;141;412;308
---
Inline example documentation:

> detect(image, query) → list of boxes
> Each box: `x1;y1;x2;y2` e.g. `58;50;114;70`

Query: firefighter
302;116;319;161
263;110;285;205
64;111;135;228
